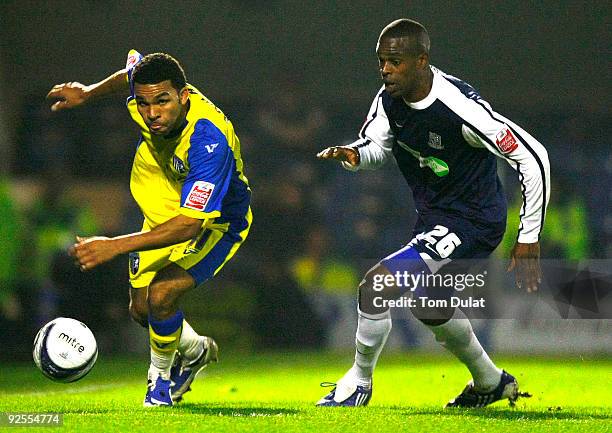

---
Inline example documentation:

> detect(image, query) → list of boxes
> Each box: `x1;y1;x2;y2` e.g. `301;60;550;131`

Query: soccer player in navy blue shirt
316;19;549;408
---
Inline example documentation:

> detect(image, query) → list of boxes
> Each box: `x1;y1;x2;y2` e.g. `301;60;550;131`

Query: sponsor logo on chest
397;140;450;177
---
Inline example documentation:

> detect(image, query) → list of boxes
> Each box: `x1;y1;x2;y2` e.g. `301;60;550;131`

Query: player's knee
147;288;173;316
128;301;148;328
147;280;179;318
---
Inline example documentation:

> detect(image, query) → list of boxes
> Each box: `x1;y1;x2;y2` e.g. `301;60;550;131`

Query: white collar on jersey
403;66;439;110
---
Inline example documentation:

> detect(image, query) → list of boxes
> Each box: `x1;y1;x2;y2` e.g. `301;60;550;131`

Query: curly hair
132;53;187;91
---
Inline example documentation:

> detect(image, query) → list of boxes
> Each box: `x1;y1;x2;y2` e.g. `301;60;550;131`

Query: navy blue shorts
379;215;505;300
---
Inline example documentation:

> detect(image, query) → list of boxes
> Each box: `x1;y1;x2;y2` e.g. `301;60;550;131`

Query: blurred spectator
15;100;76;176
290;226;359;346
16;97;136;181
499;174;590;260
255;76;329;164
253;260;325;348
547;114;609;258
25;169;99;326
0;179;22;322
75;102;136;180
320;165;415;259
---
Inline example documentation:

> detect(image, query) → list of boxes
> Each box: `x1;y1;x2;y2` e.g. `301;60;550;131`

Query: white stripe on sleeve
441;76;550;243
343;87;394;171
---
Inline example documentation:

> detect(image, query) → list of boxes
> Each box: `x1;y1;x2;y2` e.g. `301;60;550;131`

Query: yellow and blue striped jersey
125;50;251;233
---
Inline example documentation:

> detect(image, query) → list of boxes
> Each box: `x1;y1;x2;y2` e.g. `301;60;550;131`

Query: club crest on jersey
172;155;186;174
129;252;140;275
427;132;444;150
184;181;215;211
495;128;518;153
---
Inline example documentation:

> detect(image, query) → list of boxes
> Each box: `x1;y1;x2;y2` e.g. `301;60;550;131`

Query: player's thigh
172;227;247;288
389;221;490;323
147;262;196;307
128;247;175;323
358;222;472;314
132;222;248;308
128;246;176;291
385;220;493;274
359;246;431;316
147;230;244;307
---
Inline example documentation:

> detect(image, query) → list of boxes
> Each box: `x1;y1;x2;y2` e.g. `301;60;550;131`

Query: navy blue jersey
345;66;549;244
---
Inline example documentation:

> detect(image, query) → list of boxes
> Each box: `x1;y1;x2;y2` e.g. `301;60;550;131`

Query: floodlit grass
1;352;610;432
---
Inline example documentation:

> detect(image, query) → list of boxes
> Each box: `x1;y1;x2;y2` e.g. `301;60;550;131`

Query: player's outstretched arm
316;146;360;166
507;241;542;293
69;214;203;271
47;69;129;112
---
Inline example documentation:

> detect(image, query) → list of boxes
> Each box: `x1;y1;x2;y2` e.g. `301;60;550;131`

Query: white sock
149;352;175;381
427;309;502;391
178;320;202;361
345;309;392;388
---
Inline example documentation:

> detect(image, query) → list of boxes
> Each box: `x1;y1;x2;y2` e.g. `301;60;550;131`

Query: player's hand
69;236;119;271
507;241;542;293
316;146;360;166
46;82;90;112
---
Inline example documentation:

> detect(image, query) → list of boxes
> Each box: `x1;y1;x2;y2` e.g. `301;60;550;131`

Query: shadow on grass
402;407;611;421
58;405;300;416
175;403;300;417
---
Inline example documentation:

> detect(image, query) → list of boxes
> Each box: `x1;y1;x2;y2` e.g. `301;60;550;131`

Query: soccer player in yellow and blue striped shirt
47;50;251;406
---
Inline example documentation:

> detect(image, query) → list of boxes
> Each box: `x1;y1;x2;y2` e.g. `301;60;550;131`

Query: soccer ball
33;317;98;383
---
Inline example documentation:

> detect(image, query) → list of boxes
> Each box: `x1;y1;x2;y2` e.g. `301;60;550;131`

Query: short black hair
132;53;187;91
379;19;430;56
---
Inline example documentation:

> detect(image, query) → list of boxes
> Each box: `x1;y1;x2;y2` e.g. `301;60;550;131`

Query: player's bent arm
47;69;129;111
111;214;204;254
71;216;204;270
83;69;129;101
340;86;395;171
317;87;394;171
460;113;550;243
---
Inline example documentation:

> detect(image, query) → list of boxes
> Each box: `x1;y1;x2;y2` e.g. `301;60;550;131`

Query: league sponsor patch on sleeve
495;128;518;153
184;181;215;211
126;49;142;69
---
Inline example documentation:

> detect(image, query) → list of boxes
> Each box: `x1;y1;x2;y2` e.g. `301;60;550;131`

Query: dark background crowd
0;1;609;359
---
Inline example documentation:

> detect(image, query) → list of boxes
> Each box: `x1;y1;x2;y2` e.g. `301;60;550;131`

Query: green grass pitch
0;352;610;432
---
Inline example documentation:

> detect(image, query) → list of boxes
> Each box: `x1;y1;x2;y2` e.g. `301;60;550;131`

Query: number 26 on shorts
422;225;462;259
